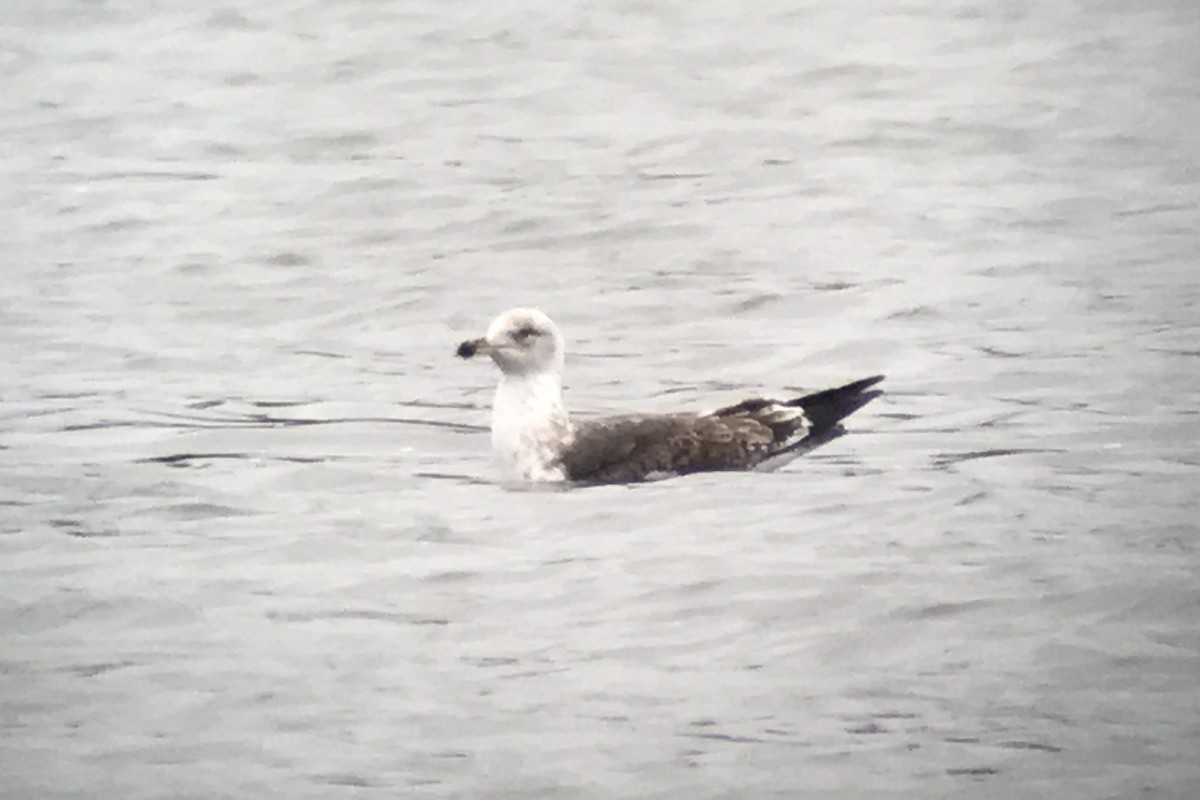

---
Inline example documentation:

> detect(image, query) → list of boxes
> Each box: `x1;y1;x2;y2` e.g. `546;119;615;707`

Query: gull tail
789;374;885;438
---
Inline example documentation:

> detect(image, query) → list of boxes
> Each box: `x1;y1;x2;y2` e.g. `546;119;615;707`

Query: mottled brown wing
559;413;776;483
557;376;885;485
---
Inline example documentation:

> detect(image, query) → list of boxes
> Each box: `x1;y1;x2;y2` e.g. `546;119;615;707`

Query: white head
457;307;565;377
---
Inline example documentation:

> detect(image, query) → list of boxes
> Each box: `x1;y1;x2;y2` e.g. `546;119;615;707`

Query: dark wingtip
456;340;477;359
848;374;886;392
788;374;886;434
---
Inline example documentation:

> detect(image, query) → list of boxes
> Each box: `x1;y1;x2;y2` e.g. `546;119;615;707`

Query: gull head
457;307;565;376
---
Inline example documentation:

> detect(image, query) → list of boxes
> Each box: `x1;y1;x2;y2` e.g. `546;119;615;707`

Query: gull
457;308;883;484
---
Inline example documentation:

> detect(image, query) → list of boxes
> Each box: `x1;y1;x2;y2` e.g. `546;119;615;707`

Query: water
2;1;1198;797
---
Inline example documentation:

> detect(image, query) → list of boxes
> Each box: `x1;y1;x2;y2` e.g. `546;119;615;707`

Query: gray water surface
2;1;1199;798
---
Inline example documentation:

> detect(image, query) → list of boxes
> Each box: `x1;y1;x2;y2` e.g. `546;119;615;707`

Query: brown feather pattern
558;375;883;483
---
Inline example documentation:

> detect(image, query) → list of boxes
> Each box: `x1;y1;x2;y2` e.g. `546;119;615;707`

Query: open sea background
2;0;1198;797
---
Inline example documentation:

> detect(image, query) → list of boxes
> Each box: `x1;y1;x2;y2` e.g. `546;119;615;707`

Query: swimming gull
456;308;884;484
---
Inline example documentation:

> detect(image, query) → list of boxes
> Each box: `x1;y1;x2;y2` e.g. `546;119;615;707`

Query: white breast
490;373;572;482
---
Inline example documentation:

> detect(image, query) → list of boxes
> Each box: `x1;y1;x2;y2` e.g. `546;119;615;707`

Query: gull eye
513;325;540;343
